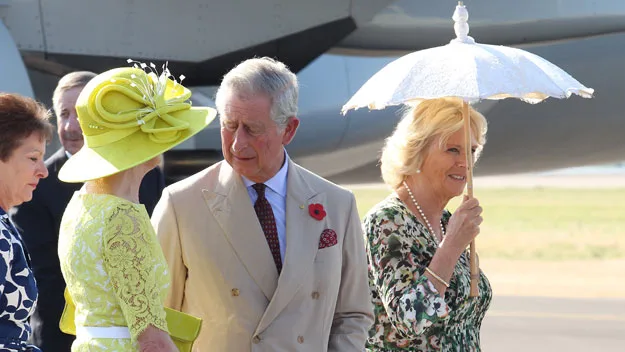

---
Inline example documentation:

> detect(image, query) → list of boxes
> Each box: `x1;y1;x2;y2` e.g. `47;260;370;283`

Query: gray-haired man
153;57;374;351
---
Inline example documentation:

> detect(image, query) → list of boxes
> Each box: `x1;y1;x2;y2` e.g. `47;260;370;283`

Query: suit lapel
47;149;82;214
201;162;279;301
256;160;325;333
46;148;68;173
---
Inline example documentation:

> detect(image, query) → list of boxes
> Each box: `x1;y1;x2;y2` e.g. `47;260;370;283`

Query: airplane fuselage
2;0;624;181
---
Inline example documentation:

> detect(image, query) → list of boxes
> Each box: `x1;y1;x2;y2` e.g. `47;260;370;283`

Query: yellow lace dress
58;193;170;351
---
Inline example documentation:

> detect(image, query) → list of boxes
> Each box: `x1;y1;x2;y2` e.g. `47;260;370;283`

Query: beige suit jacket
152;159;373;351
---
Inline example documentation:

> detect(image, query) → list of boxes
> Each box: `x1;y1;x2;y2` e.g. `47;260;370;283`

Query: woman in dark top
0;93;53;351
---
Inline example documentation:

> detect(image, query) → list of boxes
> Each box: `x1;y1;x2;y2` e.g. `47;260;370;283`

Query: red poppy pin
308;203;326;221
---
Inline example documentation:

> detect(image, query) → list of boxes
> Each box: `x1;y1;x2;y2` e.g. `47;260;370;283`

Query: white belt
76;326;131;339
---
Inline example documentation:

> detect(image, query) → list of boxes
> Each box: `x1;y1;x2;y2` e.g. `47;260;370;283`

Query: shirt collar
241;149;289;197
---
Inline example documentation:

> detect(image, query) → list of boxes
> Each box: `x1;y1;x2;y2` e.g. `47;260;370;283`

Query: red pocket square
319;229;337;249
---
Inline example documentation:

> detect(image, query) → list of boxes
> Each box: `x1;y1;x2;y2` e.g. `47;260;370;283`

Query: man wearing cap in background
10;71;166;352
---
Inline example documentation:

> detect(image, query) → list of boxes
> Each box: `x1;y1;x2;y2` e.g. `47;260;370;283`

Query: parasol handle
463;101;479;298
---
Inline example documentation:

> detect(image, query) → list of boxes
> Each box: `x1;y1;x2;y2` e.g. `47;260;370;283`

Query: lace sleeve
102;203;168;340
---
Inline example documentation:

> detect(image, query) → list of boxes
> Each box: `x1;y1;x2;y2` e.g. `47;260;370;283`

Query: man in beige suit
152;57;373;351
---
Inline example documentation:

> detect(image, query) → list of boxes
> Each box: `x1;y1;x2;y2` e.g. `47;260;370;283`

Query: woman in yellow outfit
57;64;216;351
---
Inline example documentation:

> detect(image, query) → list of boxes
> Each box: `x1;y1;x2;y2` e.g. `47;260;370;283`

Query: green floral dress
363;196;492;351
58;193;170;351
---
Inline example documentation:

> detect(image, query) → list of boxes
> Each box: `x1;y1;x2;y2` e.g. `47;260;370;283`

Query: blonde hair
380;97;488;190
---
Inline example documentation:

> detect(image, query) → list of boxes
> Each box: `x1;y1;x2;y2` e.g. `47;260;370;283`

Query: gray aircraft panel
286;54;351;155
294;54;402;152
340;0;625;51
474;32;625;174
297;55;351;111
36;0;353;60
0;0;44;51
373;0;625;23
349;0;395;26
3;0;624;180
0;19;34;97
4;0;393;63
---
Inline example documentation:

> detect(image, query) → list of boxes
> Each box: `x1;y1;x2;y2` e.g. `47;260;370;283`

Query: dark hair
0;93;54;161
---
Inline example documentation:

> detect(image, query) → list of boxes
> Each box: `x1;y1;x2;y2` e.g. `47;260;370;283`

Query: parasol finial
451;1;475;44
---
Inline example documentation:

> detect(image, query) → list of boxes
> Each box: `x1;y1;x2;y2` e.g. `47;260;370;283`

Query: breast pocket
314;244;341;264
313;244;342;289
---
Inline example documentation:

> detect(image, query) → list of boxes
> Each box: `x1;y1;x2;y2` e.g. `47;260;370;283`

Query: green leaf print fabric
363;196;492;351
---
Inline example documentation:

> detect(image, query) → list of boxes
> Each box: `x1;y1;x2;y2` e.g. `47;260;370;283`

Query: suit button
231;288;240;296
311;291;320;300
297;336;304;344
252;335;261;344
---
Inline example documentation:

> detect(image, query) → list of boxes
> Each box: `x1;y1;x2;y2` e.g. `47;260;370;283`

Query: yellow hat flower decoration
59;60;217;183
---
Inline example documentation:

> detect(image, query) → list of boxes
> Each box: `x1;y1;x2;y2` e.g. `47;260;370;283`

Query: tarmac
482;296;625;351
481;258;625;350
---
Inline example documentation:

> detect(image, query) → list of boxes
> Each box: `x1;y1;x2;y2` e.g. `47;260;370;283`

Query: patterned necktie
252;183;282;273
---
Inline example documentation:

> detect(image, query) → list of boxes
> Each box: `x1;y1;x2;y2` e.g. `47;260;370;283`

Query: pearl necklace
402;181;445;245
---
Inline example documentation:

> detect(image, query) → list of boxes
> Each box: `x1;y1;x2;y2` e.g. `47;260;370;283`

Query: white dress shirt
241;152;289;262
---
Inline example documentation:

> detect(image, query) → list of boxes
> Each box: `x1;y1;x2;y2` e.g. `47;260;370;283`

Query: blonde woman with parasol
348;3;593;351
362;98;490;351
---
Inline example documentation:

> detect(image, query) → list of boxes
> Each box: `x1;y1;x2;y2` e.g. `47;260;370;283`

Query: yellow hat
59;63;216;183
